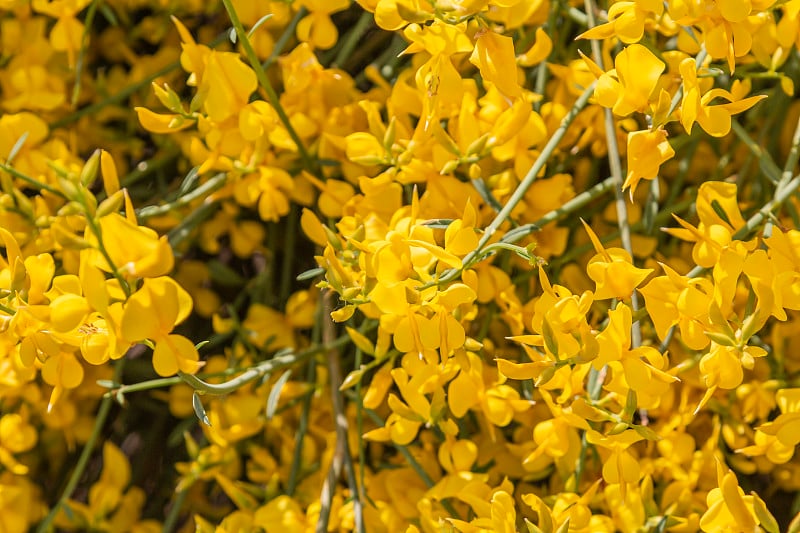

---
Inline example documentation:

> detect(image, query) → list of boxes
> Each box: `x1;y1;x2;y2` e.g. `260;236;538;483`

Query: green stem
161;486;188;533
332;10;373;68
84;215;131;297
167;199;221;248
104;376;181;397
731;121;781;184
0;302;15;315
501;176;615;244
287;362;315;496
279;204;299;307
474;83;595;252
583;0;641;347
36;361;124;533
221;0;315;172
434;82;596;286
178;324;376;395
0;163;65;198
137;172;227;220
780;111;800;188
51;60;180;130
360;406;462;520
262;7;306;70
72;0;101;106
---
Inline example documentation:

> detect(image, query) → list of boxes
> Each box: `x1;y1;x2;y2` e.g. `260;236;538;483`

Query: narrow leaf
192;391;211;426
7;132;29;164
266;369;292;420
247;14;273;38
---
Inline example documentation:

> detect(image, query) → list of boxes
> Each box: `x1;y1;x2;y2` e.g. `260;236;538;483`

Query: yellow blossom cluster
0;0;799;532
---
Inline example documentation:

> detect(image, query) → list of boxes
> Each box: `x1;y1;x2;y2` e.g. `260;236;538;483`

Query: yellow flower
31;0;91;66
586;429;645;499
640;262;715;349
665;181;751;268
582;220;653;300
585;44;665;117
594;304;678;395
579;0;664;43
295;0;350;49
0;412;36;474
623;128;675;197
92;213;174;279
699;461;778;533
469;29;522;101
680;60;766;137
738;389;800;464
120;277;200;376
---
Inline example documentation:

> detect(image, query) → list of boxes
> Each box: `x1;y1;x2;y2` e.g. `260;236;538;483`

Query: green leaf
525;519;545;533
653;515;669;533
751;492;779;533
421;219;454;229
340;366;367;391
247;14;273;38
632;424;661;441
266;369;292;420
208;260;247;287
710;198;733;227
6;132;28;164
297;267;325;281
192;391;211;426
541;319;559;359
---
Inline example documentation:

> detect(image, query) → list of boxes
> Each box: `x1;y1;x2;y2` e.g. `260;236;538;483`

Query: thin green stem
731;121;781;184
137;172;227;220
360;405;462;520
0;302;15;315
161;486;188;533
104;376;181;398
475;83;595;252
262;7;306;70
584;0;641;347
72;0;101;106
353;347;366;508
36;361;124;533
780;112;800;188
84;215;131;297
167;199;221;248
332;10;373;68
178;323;376;396
279;204;299;307
0;163;65;198
501;176;615;244
434;82;596;286
317;291;364;533
287;362;315;496
51;60;180;130
221;0;315;172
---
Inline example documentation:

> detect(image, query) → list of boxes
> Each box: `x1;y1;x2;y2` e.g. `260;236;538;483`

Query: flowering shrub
0;0;799;531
